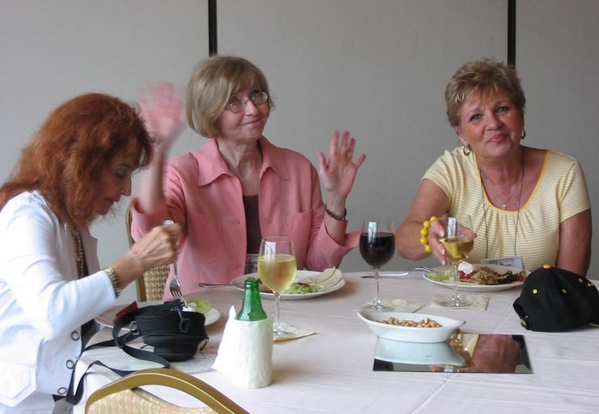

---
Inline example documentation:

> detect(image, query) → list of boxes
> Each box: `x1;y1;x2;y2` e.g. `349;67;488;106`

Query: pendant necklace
480;154;525;257
481;163;524;210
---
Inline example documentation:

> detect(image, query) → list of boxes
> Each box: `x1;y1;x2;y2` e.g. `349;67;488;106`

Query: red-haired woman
0;93;181;413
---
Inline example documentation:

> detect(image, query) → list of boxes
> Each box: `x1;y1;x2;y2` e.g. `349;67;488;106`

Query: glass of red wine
359;219;396;310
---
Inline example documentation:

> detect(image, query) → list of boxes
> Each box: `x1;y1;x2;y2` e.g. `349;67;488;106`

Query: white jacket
0;191;117;412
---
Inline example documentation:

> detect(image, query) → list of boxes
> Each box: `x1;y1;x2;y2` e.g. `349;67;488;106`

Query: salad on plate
232;267;345;300
425;264;527;286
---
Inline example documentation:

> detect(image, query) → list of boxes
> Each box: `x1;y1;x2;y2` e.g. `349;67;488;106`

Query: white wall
1;1;598;304
217;0;507;273
517;0;599;277
217;0;599;277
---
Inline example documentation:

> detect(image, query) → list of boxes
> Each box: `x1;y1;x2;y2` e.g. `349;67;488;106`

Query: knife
361;271;410;279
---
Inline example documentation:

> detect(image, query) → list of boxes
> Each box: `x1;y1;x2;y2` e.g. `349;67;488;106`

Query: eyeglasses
225;91;269;113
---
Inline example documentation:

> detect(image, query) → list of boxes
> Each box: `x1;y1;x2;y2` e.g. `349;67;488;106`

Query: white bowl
357;310;465;343
375;337;465;366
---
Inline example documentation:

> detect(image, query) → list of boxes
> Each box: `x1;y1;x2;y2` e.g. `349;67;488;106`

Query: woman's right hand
138;82;186;148
427;217;448;266
131;222;182;272
107;222;181;292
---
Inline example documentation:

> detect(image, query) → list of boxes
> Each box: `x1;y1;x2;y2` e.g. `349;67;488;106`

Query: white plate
96;301;220;328
422;264;526;292
232;270;346;300
357;310;465;343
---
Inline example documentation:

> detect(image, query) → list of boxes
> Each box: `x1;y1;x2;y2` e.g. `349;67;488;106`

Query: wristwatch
104;267;122;297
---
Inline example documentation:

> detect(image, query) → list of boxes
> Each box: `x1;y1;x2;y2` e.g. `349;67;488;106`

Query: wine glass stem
273;292;281;331
374;267;382;309
452;263;460;306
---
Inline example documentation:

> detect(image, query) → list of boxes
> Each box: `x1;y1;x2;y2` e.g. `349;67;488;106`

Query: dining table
73;270;599;414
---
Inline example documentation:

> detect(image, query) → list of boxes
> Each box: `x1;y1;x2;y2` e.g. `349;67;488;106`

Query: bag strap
66;300;183;404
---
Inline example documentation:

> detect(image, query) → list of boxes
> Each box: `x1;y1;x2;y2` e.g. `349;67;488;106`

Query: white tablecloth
74;271;599;414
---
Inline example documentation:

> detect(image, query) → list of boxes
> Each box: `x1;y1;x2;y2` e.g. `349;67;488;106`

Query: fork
414;266;435;273
169;260;187;306
163;220;186;306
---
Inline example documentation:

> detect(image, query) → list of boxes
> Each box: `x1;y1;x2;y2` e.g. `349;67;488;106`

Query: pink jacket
130;137;359;297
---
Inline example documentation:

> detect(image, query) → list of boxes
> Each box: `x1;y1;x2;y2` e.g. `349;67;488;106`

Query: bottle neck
236;278;268;321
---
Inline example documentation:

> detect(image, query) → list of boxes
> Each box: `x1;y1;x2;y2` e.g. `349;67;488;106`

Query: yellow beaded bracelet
419;216;437;253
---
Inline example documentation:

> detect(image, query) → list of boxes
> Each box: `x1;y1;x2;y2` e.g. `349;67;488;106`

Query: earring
521;128;526;140
462;144;471;156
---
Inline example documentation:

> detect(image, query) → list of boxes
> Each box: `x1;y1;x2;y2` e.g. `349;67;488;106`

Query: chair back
126;204;170;302
85;368;249;414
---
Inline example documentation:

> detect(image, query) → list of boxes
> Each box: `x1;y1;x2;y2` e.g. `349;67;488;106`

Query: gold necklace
480;159;525;210
68;224;86;278
481;171;524;257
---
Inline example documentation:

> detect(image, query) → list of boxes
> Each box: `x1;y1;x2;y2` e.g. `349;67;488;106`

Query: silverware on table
414;266;435;273
360;268;434;279
361;271;410;279
197;282;244;288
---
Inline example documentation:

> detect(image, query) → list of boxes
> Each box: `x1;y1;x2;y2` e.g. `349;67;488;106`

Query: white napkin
213;307;273;388
430;294;490;310
273;322;316;342
363;298;424;312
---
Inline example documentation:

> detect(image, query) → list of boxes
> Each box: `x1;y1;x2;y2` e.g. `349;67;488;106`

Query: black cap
513;265;599;332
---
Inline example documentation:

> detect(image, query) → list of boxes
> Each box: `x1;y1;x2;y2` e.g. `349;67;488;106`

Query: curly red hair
0;93;153;228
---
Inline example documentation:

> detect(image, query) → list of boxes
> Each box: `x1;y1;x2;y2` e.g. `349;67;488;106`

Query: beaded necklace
68;224;86;278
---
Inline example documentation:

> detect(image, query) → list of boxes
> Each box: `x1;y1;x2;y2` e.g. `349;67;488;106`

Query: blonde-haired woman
131;55;366;296
396;58;591;275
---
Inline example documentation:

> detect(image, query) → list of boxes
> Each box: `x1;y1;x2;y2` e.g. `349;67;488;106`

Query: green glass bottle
236;278;268;321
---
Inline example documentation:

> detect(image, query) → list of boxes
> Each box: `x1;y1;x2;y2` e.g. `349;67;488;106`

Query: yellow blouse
424;147;591;271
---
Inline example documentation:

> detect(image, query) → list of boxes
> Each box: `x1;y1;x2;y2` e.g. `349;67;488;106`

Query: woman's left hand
318;131;366;202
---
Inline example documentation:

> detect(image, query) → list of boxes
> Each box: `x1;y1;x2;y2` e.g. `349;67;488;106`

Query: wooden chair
125;204;170;302
85;368;249;414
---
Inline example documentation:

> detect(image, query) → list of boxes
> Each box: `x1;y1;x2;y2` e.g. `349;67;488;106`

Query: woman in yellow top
396;58;591;275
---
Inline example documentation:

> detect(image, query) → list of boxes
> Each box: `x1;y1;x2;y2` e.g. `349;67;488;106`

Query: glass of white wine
258;236;297;336
436;215;474;307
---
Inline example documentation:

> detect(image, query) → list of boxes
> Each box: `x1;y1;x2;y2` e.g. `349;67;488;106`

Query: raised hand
138;82;186;147
317;131;366;202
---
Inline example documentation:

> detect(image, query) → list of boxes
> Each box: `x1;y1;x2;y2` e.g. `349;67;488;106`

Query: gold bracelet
324;205;347;221
104;267;122;298
419;216;437;253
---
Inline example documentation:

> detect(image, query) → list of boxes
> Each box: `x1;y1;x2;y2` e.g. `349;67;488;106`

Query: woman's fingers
138;82;185;142
134;223;182;270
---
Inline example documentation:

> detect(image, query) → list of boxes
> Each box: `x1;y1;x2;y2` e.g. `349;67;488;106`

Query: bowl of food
357;310;465;343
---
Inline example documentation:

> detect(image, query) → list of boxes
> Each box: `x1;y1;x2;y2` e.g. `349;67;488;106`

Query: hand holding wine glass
258;236;297;337
359;219;396;310
436;215;474;307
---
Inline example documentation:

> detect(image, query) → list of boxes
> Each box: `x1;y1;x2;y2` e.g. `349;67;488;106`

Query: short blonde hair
186;55;274;137
445;58;526;127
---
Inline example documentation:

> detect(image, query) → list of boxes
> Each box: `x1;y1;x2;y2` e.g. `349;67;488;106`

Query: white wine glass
359;219;396;310
258;236;297;337
436;215;474;307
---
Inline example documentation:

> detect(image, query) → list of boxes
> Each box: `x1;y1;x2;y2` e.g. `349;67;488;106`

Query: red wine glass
359;219;396;310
